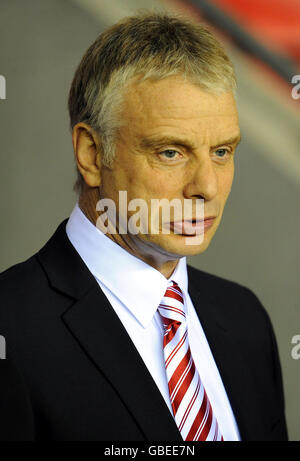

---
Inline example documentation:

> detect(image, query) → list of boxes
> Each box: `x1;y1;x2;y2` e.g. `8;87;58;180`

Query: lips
169;217;215;235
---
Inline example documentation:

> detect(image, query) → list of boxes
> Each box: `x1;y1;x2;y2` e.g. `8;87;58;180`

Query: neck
78;187;179;279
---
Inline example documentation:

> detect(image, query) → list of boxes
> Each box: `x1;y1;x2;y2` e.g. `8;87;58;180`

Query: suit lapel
62;285;182;441
37;221;181;441
187;268;266;441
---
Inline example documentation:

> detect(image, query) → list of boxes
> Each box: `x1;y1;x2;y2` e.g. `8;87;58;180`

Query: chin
150;232;213;258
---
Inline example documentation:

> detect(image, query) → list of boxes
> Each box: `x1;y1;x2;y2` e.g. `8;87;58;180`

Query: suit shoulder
187;263;256;295
0;255;46;300
187;264;270;324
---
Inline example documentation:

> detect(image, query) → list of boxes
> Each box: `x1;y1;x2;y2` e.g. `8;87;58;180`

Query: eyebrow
140;134;242;151
212;134;242;149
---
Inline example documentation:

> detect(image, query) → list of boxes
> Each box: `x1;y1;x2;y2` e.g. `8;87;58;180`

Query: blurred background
0;0;299;440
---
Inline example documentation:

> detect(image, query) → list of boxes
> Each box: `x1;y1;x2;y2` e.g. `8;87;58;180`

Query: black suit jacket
0;220;288;441
0;360;35;441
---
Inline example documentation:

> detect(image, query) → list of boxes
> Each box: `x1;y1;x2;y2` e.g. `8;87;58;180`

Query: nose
183;157;218;201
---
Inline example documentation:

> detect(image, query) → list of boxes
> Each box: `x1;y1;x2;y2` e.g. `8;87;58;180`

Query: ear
72;122;101;187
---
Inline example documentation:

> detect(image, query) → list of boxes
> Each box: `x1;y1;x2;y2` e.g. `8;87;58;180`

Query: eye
159;149;180;160
214;148;231;158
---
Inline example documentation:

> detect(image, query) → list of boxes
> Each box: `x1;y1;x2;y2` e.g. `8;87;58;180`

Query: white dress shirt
66;203;240;441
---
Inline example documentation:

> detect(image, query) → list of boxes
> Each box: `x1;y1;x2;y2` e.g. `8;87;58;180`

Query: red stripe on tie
158;281;223;442
196;401;213;441
185;391;208;441
165;287;184;304
162;320;181;344
167;349;192;405
159;304;185;318
178;378;201;432
165;330;187;367
172;358;196;414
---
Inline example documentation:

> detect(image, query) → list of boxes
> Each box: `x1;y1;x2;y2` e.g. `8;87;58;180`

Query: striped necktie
158;280;223;441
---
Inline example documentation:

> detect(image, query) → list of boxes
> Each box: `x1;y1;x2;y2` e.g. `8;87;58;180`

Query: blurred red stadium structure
210;0;300;64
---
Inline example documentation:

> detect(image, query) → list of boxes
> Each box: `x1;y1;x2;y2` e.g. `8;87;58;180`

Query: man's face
100;75;240;261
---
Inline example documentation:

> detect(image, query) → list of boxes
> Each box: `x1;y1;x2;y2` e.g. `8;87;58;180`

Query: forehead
121;75;239;137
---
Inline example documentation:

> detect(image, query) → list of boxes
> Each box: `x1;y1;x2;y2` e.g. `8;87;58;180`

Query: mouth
168;217;216;236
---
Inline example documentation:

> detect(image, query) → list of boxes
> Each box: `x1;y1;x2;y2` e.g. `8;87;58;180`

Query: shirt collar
66;203;188;328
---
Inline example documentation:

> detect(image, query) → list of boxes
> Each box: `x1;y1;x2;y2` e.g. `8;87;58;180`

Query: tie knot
158;280;186;330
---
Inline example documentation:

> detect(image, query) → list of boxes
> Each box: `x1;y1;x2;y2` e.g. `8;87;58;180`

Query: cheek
131;165;181;199
147;173;183;200
218;166;234;200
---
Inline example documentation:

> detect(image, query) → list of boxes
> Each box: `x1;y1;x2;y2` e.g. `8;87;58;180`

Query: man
0;12;288;441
